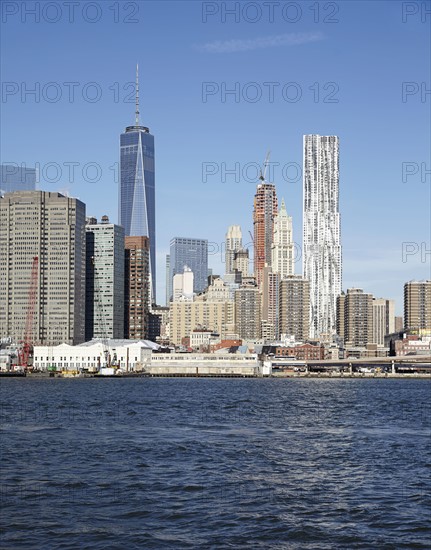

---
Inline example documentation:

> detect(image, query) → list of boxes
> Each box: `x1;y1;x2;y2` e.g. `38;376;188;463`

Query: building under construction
253;182;278;286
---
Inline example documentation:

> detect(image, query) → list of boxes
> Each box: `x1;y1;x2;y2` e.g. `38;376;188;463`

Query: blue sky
1;0;430;310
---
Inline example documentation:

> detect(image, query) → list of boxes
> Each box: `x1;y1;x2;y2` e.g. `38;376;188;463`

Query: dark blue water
1;378;430;549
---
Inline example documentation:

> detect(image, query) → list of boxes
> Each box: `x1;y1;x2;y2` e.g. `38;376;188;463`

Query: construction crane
259;151;271;182
19;256;39;368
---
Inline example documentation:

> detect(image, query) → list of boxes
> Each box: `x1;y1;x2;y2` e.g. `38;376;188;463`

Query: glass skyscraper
169;237;208;301
119;67;156;302
1;164;36;195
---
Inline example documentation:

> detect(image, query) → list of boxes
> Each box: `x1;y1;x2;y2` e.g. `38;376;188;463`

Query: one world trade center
119;65;156;302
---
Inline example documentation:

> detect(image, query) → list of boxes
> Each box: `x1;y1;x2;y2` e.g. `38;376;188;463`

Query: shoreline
2;372;431;380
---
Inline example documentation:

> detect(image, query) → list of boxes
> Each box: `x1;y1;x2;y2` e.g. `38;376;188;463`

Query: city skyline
1;1;429;311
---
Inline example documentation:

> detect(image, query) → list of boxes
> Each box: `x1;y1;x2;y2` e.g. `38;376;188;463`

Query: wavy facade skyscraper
303;134;342;339
119;66;156;302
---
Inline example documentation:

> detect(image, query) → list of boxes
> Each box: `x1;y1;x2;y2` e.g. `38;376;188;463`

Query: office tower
234;285;261;340
125;236;150;340
119;65;156;301
279;276;310;342
253;182;278;286
234;248;249;278
165;254;170;306
372;298;395;346
271;198;294;278
0;164;36;194
85;217;125;340
262;266;280;341
303;134;342;339
173;266;194;302
169;237;208;299
225;225;242;274
337;288;373;347
404;280;431;332
0;191;85;345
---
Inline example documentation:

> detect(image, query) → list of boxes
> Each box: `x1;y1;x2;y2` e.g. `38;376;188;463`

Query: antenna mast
135;63;140;125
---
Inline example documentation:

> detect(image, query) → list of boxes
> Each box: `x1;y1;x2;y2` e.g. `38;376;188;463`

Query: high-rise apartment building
165;254;170;306
0;164;36;194
85;217;125;340
404;280;431;332
234;285;261;340
233;248;249;278
125;236;150;340
0;191;86;345
337;288;373;347
262;266;280;341
395;316;403;332
225;225;242;274
119;66;156;301
303;134;342;339
372;298;395;346
169;237;208;300
271;198;294;278
253;182;278;286
279;276;310;342
206;276;232;302
169;278;235;345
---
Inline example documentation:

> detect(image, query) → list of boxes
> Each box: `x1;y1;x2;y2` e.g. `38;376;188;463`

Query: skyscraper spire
135;63;140;126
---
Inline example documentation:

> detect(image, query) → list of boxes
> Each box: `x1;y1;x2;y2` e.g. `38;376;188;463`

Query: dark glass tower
169;237;208;301
119;66;156;302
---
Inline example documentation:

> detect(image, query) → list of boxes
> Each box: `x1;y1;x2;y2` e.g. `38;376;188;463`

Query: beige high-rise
337;288;373;347
225;225;242;275
271;198;294;278
279;276;310;341
372;298;395;346
262;266;280;341
234;285;261;340
404;280;431;332
169;278;235;345
0;191;86;345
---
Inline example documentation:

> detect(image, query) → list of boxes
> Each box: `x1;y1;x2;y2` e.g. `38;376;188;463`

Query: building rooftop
78;339;159;350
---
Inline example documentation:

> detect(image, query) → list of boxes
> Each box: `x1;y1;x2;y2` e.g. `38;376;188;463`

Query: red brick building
275;343;325;361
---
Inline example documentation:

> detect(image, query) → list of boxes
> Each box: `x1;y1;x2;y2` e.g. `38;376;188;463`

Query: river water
1;378;430;548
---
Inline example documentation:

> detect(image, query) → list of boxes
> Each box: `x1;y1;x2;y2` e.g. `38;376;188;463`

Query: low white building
189;330;221;350
33;339;158;372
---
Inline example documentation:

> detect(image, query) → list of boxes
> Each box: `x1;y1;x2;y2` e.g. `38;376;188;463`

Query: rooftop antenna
259;151;271;182
135;63;140;126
